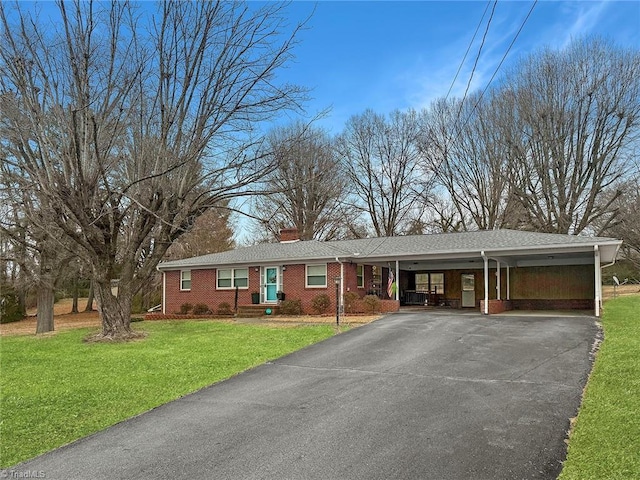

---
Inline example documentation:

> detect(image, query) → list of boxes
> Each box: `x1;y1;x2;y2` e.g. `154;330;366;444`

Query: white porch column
395;260;400;301
162;272;166;314
506;265;510;300
340;261;345;313
482;251;489;314
594;246;601;317
496;261;501;300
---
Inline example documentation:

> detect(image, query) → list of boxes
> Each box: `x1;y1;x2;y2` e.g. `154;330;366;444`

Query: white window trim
356;264;365;289
306;263;327;288
180;270;191;291
216;268;249;290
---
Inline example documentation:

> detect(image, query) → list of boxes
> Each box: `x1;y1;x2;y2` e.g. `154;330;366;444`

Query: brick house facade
157;229;621;317
162;261;399;315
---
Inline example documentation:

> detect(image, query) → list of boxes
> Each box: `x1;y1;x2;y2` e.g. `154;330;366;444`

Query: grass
559;295;640;479
0;320;337;467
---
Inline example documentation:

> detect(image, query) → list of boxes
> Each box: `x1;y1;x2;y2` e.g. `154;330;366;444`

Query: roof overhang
359;240;622;271
156;233;622;272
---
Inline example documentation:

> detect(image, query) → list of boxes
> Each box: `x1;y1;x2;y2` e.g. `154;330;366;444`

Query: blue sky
277;0;640;133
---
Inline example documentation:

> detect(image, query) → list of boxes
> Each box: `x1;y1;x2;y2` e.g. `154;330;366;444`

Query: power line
454;0;538;136
470;0;538;115
455;0;498;125
444;0;493;102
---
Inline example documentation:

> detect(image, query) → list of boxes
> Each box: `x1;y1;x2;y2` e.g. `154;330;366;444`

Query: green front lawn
559;295;640;479
0;320;337;467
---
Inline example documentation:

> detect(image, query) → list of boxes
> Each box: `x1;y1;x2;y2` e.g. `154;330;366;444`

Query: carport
351;230;621;317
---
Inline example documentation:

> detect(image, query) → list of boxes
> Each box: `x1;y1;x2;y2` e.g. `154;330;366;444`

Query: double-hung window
430;273;445;294
415;272;445;294
217;268;249;289
306;264;327;287
180;270;191;291
356;265;364;288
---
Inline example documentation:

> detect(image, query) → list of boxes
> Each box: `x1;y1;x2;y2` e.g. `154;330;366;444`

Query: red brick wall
164;262;369;315
480;299;513;314
164;268;257;314
281;262;342;313
279;228;300;242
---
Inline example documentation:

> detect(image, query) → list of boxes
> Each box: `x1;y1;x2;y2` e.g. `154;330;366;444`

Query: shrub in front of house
179;303;193;315
279;299;303;315
192;303;212;315
343;291;360;314
310;293;331;314
363;294;380;313
216;302;233;315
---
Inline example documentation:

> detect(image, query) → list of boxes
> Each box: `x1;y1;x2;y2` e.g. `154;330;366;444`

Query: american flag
387;268;395;299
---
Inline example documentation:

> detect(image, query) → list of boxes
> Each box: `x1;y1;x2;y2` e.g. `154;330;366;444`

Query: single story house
156;228;622;317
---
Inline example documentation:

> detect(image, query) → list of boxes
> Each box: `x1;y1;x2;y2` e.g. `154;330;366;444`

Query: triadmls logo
0;470;46;479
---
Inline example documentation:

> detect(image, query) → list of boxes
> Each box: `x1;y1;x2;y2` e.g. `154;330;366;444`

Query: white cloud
559;1;610;47
400;2;530;111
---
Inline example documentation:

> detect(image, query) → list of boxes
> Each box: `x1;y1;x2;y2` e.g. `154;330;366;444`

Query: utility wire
444;0;493;102
458;0;538;133
455;0;498;125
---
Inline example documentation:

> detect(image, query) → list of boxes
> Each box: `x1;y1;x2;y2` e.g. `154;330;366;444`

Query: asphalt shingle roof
157;229;620;270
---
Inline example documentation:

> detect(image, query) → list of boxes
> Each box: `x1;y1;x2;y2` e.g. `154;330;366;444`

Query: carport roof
157;229;622;270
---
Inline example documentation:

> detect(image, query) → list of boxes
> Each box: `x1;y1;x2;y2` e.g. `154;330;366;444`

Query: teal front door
264;267;278;302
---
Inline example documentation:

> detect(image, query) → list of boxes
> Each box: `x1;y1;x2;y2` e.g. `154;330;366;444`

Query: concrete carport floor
4;311;598;480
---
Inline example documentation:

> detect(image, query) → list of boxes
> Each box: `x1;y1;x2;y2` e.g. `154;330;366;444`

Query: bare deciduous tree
598;168;640;268
0;167;77;332
418;93;523;231
0;0;306;339
337;109;428;237
253;121;352;241
503;38;640;234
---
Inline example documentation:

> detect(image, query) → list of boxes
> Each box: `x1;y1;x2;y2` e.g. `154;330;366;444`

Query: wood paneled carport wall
400;265;595;311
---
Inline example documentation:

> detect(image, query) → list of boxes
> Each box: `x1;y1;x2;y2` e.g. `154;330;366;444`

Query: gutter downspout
599;242;621;271
162;271;166;315
481;251;489;315
594;246;601;318
496;260;501;301
598;255;618;316
335;257;344;320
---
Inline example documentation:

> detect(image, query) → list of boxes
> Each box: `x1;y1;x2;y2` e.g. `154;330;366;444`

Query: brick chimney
279;227;300;243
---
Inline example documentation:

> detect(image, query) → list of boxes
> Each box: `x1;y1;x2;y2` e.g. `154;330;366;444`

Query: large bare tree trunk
93;281;137;340
84;280;95;312
71;274;79;313
36;283;55;334
35;251;55;334
1;1;306;342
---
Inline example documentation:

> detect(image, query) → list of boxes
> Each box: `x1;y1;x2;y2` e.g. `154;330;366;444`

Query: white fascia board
514;256;594;267
364;251;482;263
157;257;341;271
598;242;622;264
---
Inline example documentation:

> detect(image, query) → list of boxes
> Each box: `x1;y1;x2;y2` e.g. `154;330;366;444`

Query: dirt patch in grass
0;298;101;336
1;298;383;336
602;284;640;300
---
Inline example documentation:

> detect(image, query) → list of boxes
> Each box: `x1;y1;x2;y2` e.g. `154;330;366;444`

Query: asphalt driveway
5;311;597;480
